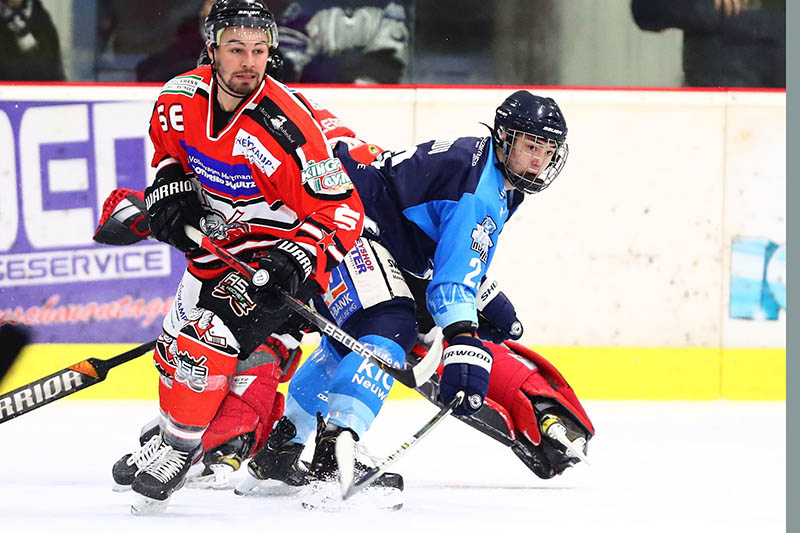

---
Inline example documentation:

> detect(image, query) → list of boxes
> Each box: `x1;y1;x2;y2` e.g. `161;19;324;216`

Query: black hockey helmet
203;0;278;48
493;90;569;194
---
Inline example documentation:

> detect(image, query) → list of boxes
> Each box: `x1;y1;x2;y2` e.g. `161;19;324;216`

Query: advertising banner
0;98;183;343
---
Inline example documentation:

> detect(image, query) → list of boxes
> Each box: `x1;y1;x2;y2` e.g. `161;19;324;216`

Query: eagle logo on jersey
471;216;497;263
212;272;256;317
302;158;354;195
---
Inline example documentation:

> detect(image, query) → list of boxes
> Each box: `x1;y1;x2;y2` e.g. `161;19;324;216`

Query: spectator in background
631;0;785;88
136;0;410;84
136;0;215;82
276;0;410;84
0;0;65;81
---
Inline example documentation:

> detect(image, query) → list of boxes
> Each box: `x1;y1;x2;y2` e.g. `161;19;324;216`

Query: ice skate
111;433;162;492
186;434;252;490
130;442;200;515
301;415;403;512
235;417;310;497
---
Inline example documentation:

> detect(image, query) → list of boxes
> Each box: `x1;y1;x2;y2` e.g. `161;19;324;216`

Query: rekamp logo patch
301;158;353;195
470;216;497;263
212;272;256;317
233;129;282;177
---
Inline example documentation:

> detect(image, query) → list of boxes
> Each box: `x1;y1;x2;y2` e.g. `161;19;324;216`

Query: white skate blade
301;480;402;512
234;473;303;497
111;482;132;493
334;430;355;498
130;494;172;515
185;463;234;490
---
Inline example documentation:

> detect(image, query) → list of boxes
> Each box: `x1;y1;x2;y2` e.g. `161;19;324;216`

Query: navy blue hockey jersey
337;136;524;329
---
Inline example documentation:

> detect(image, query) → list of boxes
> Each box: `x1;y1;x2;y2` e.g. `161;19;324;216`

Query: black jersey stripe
245;96;306;170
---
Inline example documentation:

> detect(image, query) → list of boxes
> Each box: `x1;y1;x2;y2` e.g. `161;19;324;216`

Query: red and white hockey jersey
149;66;364;290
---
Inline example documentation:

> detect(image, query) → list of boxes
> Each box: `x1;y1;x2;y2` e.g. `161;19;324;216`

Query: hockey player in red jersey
112;0;364;514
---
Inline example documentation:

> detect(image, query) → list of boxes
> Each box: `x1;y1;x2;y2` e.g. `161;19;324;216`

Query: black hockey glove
255;240;314;306
476;278;523;344
144;169;204;253
440;323;493;416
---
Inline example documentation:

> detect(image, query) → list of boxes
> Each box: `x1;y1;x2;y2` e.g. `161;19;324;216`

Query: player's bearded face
506;132;556;178
213;27;271;96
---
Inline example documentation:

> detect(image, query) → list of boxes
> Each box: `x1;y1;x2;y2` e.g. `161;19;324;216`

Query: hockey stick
338;390;464;500
0;340;156;425
183;225;443;388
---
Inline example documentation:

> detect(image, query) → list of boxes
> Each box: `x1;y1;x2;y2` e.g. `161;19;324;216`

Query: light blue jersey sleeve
424;160;509;330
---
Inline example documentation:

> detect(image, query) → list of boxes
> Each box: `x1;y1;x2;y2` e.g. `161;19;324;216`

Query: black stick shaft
184;225;442;388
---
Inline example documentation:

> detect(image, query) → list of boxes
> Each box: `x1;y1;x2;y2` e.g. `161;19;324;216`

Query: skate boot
186;433;253;490
111;427;162;491
235;417;311;496
302;414;404;511
130;442;201;515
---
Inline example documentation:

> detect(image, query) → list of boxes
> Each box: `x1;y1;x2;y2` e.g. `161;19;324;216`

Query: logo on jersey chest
233;130;282;177
301;158;354;195
471;216;497;263
200;211;248;241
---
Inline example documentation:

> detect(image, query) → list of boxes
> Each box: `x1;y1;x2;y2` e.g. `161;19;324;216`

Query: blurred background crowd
0;0;786;87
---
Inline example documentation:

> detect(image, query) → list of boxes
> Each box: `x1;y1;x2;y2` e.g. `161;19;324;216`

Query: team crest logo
174;351;210;393
471;216;497;263
200;211;248;241
212;272;256;317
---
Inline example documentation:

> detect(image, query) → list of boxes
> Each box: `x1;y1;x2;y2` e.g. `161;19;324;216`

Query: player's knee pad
167;309;240;430
203;354;283;457
328;334;406;437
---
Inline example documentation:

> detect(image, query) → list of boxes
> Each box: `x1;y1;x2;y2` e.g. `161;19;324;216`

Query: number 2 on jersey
463;257;482;288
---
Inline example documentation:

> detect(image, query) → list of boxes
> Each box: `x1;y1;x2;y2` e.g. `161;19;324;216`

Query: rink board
0;84;785;402
0;342;785;401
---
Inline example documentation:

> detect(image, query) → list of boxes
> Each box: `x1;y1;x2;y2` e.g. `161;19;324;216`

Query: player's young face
506;132;557;178
213;27;270;96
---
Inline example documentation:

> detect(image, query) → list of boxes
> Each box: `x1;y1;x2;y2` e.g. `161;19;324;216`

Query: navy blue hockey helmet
204;0;278;48
493;91;569;194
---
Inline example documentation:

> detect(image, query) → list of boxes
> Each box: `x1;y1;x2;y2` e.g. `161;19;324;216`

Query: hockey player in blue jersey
242;90;573;494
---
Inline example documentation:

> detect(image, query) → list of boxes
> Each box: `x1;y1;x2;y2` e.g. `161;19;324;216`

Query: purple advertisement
0;97;185;343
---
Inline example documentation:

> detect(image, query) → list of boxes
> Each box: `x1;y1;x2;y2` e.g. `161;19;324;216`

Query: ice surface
0;400;785;533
